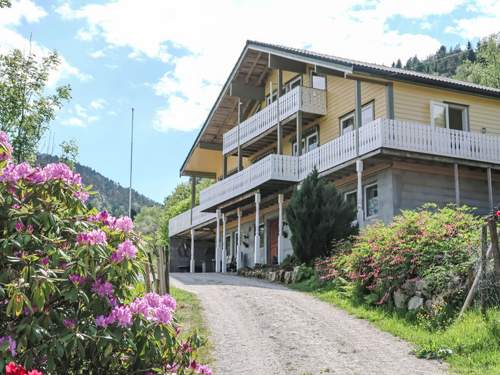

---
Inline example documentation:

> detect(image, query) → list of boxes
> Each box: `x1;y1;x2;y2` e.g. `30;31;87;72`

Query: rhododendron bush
0;132;210;374
318;205;481;311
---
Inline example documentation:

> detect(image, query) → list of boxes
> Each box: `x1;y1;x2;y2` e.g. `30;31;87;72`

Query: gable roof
180;40;500;175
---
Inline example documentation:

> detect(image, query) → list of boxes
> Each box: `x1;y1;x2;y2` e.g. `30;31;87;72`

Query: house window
266;91;278;106
292;130;319;155
258;222;265;248
364;183;379;218
430;101;468;131
344;190;357;209
284;76;302;93
340;102;375;134
311;72;326;90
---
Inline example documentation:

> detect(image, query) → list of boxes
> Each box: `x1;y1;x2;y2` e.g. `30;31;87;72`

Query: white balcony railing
169;118;500;233
223;86;327;155
168;205;216;237
199;154;299;211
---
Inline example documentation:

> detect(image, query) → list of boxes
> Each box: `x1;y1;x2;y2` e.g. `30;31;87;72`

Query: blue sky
1;0;499;203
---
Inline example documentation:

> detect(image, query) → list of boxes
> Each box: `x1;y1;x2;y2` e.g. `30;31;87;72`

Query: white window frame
284;76;302;93
266;91;278;106
364;183;379;219
292;130;318;155
344;190;357;206
311;72;326;90
430;101;469;131
340;102;374;135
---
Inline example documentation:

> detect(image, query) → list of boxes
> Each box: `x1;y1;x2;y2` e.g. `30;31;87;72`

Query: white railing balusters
189;118;500;227
222;86;326;155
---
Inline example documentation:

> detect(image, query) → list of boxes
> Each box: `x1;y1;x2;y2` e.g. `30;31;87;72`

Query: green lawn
291;281;500;375
171;286;213;365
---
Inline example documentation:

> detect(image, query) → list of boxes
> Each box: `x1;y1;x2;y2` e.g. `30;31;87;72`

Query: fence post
158;245;166;294
481;225;488;317
165;246;170;294
487;218;500;286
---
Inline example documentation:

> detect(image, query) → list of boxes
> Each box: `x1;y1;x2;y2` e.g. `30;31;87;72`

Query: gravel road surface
171;273;447;375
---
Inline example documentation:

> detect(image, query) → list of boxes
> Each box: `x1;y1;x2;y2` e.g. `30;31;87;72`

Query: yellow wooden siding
318;76;387;144
394;82;500;135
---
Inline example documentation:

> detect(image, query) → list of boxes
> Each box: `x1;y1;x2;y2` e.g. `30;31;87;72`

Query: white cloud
62;117;84;127
90;98;107;110
89;49;106;59
56;0;471;132
0;0;91;86
62;100;103;127
445;0;500;39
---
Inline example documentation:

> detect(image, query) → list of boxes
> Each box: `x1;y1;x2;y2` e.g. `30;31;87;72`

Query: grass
171;286;213;365
291;279;500;375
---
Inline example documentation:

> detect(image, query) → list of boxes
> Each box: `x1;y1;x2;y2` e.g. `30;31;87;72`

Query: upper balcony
222;86;327;155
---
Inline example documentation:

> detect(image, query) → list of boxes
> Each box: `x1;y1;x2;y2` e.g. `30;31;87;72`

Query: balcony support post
277;69;283;155
386;82;394;120
190;228;195;273
237;208;242;271
215;209;221;272
356;160;364;226
190;177;196;225
223;155;228;179
296;111;303;156
278;193;284;264
237;99;242;171
454;164;460;206
254;192;261;266
222;213;227;272
354;80;362;156
487;167;494;211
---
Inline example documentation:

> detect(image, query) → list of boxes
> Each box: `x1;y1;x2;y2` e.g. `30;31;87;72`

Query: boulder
408;296;424;311
393;289;408;309
292;266;301;283
278;270;285;282
284;271;293;284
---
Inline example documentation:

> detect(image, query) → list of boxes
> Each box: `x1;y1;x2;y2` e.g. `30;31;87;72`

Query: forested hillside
392;32;500;88
37;154;158;217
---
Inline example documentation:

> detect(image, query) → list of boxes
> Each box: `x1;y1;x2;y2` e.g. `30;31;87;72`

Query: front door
267;218;279;265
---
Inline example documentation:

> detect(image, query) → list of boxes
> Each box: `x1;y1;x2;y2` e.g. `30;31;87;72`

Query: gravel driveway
171;273;447;375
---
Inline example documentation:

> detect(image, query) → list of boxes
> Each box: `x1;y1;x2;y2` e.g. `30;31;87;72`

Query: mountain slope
37;154;158;217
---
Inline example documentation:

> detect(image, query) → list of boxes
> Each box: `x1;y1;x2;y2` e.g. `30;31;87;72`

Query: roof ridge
246;40;500;95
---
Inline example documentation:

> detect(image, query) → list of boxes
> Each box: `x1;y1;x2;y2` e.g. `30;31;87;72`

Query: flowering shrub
318;205;481;310
0;132;211;374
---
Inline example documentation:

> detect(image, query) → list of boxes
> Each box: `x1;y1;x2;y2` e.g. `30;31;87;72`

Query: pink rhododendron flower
111;239;137;263
39;257;49;266
15;221;24;232
76;229;107;246
0;336;16;357
69;274;86;284
63;319;76;329
110;306;133;328
110;216;134;232
26;224;33;234
92;278;114;298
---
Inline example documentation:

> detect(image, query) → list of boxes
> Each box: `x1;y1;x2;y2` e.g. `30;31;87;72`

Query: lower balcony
168;205;216;237
199;154;299;212
198;118;500;213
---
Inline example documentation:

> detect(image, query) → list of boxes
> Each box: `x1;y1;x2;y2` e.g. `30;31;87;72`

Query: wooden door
267;218;279;265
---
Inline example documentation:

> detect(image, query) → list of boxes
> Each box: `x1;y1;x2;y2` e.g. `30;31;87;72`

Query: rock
278;270;285;282
415;278;425;292
270;272;277;282
393;289;408;309
408;296;424;311
401;279;417;295
292;266;301;283
284;271;293;284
